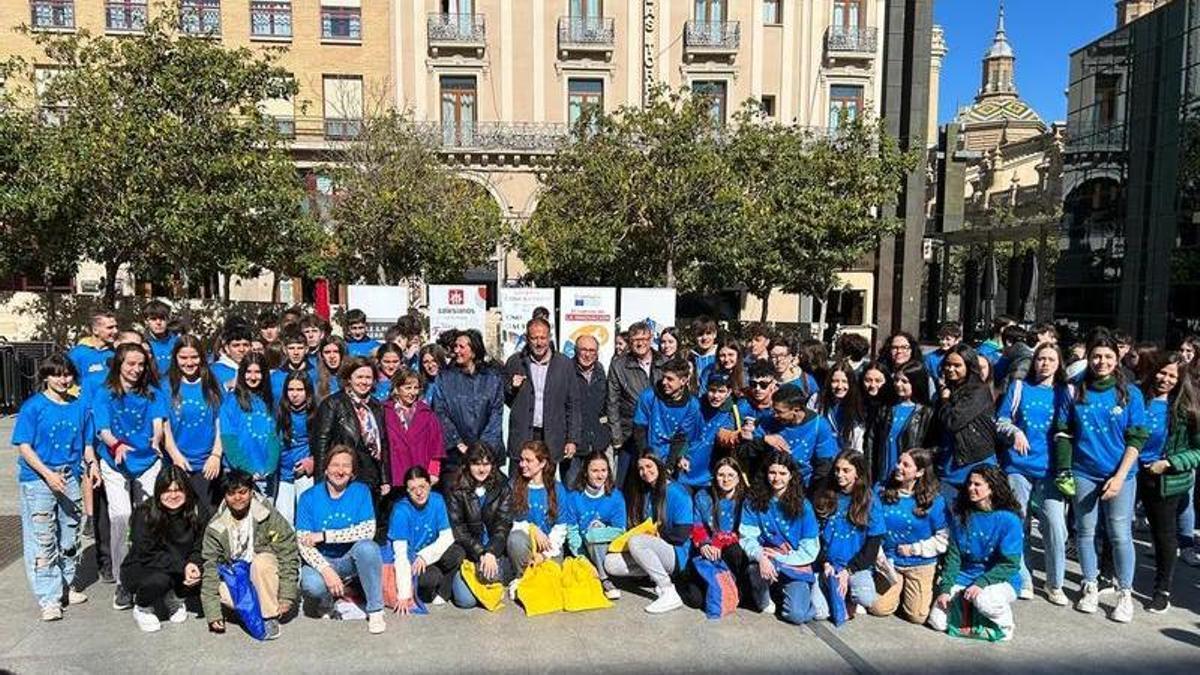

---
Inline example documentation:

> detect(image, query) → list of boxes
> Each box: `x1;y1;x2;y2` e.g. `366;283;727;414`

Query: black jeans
120;565;198;608
93;486;111;573
416;543;467;603
1139;472;1182;594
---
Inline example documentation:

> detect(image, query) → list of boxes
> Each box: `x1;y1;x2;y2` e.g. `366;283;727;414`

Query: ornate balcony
826;26;878;59
558;16;616;60
684;20;740;60
427;13;486;57
1065;122;1126;154
412;121;567;154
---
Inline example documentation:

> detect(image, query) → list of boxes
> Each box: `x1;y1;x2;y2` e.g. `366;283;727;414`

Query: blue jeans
451;557;514;609
20;475;83;608
811;568;877;620
1177;481;1196;550
1008;473;1068;590
1072;474;1136;589
299;540;384;613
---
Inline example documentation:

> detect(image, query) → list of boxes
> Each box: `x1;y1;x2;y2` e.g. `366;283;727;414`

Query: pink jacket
382;399;445;486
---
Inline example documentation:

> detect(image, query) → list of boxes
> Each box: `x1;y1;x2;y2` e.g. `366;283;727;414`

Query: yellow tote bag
460;560;505;612
608;518;657;553
517;559;565;616
562;557;612;612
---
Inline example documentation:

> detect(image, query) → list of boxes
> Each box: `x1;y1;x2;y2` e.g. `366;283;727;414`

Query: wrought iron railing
558;16;615;47
684;20;740;49
1065;122;1126;152
826;26;878;53
427;13;485;44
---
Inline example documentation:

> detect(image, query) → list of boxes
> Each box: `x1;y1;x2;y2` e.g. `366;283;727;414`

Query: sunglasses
751;380;774;390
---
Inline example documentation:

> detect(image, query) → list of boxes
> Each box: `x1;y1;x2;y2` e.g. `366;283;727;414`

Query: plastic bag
561;557;612;612
947;594;1006;641
693;558;739;619
218;560;267;641
609;518;658;553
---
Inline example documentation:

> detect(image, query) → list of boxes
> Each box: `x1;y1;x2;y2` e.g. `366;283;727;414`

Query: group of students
11;304;1200;643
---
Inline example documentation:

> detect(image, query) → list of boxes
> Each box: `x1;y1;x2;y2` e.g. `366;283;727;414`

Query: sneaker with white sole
367;611;386;634
1111;589;1133;623
334;599;366;621
168;603;188;624
66;588;88;606
1146;591;1170;614
112;585;133;611
1182;548;1200;567
1076;582;1099;614
1096;577;1117;595
1046;587;1068;606
762;600;776;615
263;618;281;640
132;605;161;632
602;580;621;600
41;605;63;622
1018;585;1034;600
644;586;683;614
431;595;447;606
508;579;521;601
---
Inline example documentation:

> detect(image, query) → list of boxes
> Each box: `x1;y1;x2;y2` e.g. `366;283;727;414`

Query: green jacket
201;495;299;620
1152;413;1200;499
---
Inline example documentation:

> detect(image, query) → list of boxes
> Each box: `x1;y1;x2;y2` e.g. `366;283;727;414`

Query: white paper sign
559;287;617;364
427;284;488;339
620;287;677;350
347;285;410;338
499;287;556;359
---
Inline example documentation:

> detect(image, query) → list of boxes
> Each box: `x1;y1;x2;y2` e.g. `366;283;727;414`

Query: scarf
351;392;381;460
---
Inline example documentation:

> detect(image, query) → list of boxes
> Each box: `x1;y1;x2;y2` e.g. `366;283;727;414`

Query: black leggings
120;565;198;608
416;543;467;603
1139;473;1182;595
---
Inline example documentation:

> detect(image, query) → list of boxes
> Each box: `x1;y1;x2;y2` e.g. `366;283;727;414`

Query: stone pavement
1;415;1199;674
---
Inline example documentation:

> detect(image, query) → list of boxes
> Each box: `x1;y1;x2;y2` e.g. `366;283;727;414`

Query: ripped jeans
20;473;83;608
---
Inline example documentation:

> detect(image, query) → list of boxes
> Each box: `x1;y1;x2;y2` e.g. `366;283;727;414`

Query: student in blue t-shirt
928;464;1024;641
738;451;822;625
995;342;1072;605
143;300;179;377
210;322;253;391
67;311;117;384
387;466;460;609
679;372;741;490
815;361;866;453
924;322;962;387
632;358;703;474
160;335;224;506
564;452;627;600
344;309;381;359
1054;331;1147;622
91;343;167;611
314;336;347;403
688;316;719;392
761;384;838;487
275;370;317;525
270;328;315;402
508;441;570;576
680;457;750;609
867;360;933;484
604;452;693;614
372;343;406;402
218;352;282;498
812;450;886;619
296;445;384;632
737;361;778;440
869;448;948;625
12;353;91;621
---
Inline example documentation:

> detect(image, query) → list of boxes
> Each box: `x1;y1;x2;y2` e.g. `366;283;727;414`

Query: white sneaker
1076;582;1099;614
1018;585;1035;600
334;599;366;621
1111;589;1134;623
602;580;621;600
367;611;386;634
168;603;188;624
508;579;521;601
431;595;447;606
132;605;161;633
41;605;63;622
644;586;683;614
1046;587;1068;606
762;600;776;615
66;588;88;606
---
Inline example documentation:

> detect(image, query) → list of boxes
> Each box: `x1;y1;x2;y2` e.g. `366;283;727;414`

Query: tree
0;12;318;305
517;85;744;290
324;109;505;286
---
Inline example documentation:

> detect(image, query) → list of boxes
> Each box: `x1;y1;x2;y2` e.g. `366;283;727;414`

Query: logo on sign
449;289;464;305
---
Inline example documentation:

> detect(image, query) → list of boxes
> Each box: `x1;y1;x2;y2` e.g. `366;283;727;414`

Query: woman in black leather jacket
310;357;391;494
931;344;997;502
447;443;515;608
864;359;933;485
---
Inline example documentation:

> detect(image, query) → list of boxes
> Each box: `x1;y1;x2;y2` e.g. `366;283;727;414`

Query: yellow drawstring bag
516;525;565;617
608;518;657;553
562;557;612;612
460;560;505;612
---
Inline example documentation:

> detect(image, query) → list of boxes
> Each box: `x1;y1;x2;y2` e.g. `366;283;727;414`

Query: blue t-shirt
883;402;917;480
640;482;694;567
680;401;737;488
977;341;1002;365
1140;397;1170;465
950;509;1023;591
997;381;1069;480
1065;385;1146;482
691;350;717;388
218;394;282;477
515;482;570;533
692;491;740;535
147;333;180;375
372;378;392;402
296;480;376;559
736;399;775;439
386;492;450;564
159;380;220;467
345;338;380;359
877;487;948;568
279;410;311;482
762;414;838;485
91;387;166;476
632;388;703;463
744;497;819;551
210;361;239;391
12;392;88;482
820;492;886;568
925;350;947;380
270;368;315;402
67;343;113;381
563;488;626;531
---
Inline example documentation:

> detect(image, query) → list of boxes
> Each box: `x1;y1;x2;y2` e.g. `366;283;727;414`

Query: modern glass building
1059;0;1200;343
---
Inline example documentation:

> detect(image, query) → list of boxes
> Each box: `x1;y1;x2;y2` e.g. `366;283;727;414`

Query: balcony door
833;0;862;30
441;76;477;146
569;0;603;40
694;0;725;22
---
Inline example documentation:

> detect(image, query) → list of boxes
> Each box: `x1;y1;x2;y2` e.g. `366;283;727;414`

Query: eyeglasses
751;380;774;390
890;344;912;352
769;353;791;361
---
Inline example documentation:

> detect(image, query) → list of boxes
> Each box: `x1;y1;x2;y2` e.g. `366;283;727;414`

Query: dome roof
956;97;1045;127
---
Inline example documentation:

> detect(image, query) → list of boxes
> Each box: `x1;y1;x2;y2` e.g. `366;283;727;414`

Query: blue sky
934;0;1117;124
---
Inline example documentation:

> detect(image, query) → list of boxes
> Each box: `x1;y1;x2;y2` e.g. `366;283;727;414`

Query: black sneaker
1146;592;1170;614
98;567;115;585
263;618;281;640
112;585;133;611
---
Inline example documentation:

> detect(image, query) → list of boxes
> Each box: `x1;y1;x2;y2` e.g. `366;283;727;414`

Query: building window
35;66;68;124
259;82;295;138
569;0;602;18
321;5;361;41
105;0;146;31
692;80;728;124
760;94;776;117
763;0;782;25
568;78;604;129
441;76;478;146
828;84;863;128
181;0;221;35
1094;73;1121;127
833;0;862;29
250;1;292;38
31;0;74;30
694;0;727;22
323;75;363;139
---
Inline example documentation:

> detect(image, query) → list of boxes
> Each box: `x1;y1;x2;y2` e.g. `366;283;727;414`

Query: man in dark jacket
606;321;665;487
569;334;611;483
503;317;581;477
433;329;504;481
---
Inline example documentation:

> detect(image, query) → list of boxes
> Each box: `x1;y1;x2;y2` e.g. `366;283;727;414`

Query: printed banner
620;287;677;350
559;287;617;363
427;284;488;340
499;287;556;359
347;285;410;339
